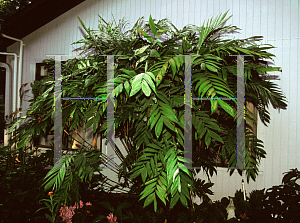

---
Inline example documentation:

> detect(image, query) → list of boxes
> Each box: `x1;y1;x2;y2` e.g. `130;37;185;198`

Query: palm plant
5;10;287;217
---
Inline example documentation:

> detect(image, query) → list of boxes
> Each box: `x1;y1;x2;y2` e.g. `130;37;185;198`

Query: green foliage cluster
62;169;299;223
41;148;104;207
171;169;300;223
4;10;288;219
0;142;107;222
0;144;53;222
256;168;300;222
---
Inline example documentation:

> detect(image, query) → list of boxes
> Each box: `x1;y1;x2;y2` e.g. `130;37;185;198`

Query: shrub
0;145;53;222
3;11;288;222
227;169;300;223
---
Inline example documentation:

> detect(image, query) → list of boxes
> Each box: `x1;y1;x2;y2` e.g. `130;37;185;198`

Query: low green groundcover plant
0;144;53;222
92;168;299;223
39;168;300;223
2;10;289;222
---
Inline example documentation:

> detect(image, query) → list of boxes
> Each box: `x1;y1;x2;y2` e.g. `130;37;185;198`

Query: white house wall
6;0;300;201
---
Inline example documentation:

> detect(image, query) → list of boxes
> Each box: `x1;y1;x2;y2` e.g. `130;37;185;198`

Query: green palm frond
196;10;232;54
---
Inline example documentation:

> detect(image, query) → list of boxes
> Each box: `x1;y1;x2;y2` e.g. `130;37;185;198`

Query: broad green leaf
173;168;179;182
164;149;173;163
198;80;210;96
155;63;169;85
161;110;179;125
132;73;144;84
163;118;176;132
170;192;180;209
149;103;158;116
206;64;218;72
150;49;161;58
120;68;137;76
158;175;167;188
210;100;218;114
150;157;156;175
141;167;148;183
173;56;181;69
155;116;163;138
207;86;216;98
150;113;161;130
215;90;234;98
130;74;143;96
145;177;158;186
201;83;213;98
178;162;191;176
169;58;177;77
157;92;169;104
135;45;150;56
148;143;162;151
142;81;151;97
143;147;159;153
229;153;237;166
144;73;157;94
167;164;177;185
198;126;206;139
143;192;155;207
153;196;157;212
205;133;211;147
146;162;152;177
172;174;180;195
156;185;166;205
136;55;149;67
218;100;235;118
146;71;156;81
124;81;130;95
207;129;224;143
115;84;123;97
257;66;281;73
149;15;157;36
180;194;188;207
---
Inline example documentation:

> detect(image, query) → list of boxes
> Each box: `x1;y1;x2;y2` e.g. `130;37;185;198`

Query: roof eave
1;0;86;48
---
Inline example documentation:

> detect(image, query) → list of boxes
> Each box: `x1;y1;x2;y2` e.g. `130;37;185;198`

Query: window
192;100;258;169
213;102;258;168
35;62;54;81
33;62;55;151
33;62;99;152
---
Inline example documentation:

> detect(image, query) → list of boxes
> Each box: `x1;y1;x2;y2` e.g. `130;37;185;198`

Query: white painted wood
4;0;300;201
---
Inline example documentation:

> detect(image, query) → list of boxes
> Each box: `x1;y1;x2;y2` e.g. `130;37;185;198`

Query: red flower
107;213;117;223
85;202;92;206
239;213;250;220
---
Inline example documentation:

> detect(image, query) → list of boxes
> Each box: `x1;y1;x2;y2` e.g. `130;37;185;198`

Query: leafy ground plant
36;192;60;223
220;169;300;223
0;144;54;222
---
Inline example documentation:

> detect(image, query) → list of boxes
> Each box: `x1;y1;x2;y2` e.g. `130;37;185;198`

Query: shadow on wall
0;67;5;144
